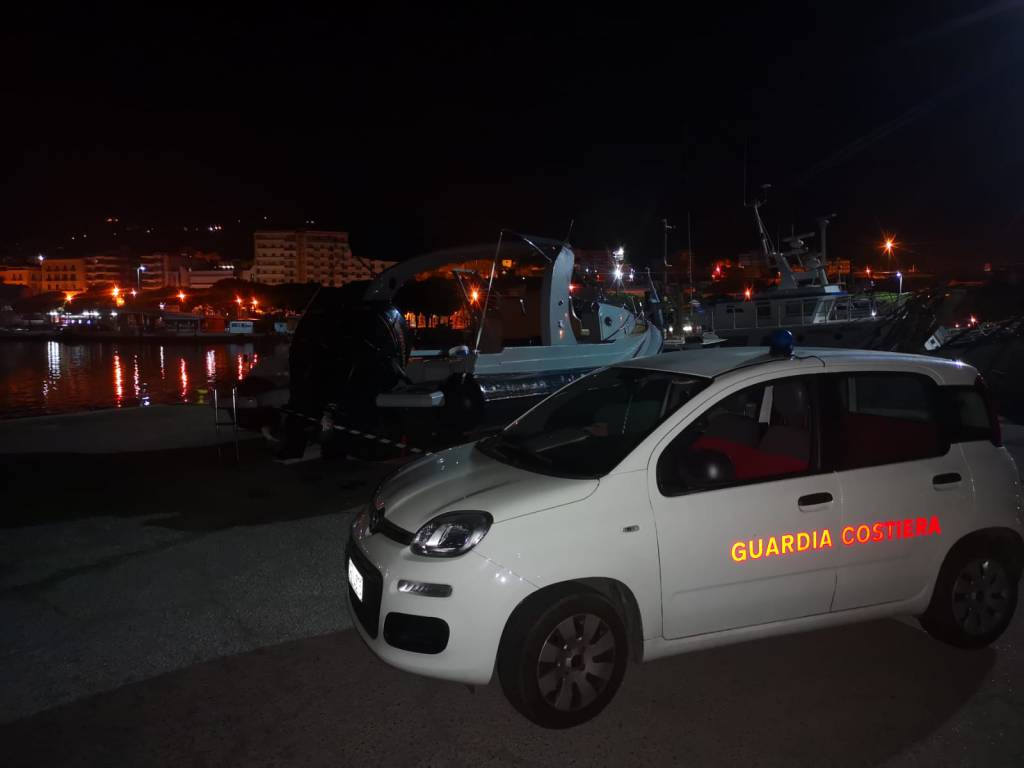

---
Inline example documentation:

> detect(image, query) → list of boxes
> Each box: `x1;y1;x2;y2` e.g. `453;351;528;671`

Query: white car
346;343;1023;728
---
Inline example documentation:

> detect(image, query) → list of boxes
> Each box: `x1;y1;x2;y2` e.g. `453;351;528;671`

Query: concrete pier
0;404;260;454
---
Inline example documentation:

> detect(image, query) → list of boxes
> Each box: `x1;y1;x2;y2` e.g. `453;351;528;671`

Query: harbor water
0;340;288;419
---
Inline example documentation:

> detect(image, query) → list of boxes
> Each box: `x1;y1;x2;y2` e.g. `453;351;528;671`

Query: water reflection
47;341;61;379
205;349;216;382
1;340;285;418
113;351;124;407
43;341;62;400
179;358;188;401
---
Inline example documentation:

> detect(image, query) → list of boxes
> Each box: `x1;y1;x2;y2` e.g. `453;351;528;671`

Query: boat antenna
742;138;748;207
686;211;693;305
473;229;504;353
661;218;674;267
563;218;575;245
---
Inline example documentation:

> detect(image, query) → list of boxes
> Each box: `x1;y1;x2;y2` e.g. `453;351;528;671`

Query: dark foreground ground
2;423;1023;767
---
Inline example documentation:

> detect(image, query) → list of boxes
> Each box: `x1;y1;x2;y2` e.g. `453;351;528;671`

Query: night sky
2;2;1022;273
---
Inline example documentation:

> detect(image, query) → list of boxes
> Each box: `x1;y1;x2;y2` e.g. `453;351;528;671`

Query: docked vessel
286;232;664;435
708;195;898;348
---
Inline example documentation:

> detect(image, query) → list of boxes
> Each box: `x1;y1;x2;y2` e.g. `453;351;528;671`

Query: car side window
823;372;949;470
942;385;995;443
657;376;816;496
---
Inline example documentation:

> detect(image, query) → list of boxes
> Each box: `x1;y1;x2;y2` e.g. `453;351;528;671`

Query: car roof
617;346;979;386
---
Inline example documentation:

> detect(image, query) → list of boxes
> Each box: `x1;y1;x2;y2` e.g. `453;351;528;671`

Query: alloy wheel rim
536;613;616;712
952;557;1010;636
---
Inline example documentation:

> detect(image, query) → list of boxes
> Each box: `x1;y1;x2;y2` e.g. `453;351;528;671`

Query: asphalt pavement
1;426;1023;767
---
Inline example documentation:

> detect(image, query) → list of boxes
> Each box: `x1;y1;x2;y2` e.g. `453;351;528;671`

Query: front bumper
345;532;535;685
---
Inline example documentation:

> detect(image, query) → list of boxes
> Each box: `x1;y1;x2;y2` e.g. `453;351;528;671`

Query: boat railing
710;295;882;332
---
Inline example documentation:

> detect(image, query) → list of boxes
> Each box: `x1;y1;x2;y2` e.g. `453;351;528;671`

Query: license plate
348;558;364;603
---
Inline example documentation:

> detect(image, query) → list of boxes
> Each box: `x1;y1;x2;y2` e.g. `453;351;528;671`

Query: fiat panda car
345;344;1023;728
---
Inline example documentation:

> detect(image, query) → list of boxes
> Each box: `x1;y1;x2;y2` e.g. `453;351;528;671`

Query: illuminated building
40;257;88;294
85;253;134;288
253;229;395;286
0;264;42;294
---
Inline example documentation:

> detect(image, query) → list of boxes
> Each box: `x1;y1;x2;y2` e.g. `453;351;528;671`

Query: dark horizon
2;3;1022;272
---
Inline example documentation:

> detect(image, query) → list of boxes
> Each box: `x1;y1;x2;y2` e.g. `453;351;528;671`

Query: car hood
380;442;599;533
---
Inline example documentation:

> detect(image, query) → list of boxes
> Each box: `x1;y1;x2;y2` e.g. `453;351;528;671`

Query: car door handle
933;472;962;487
798;492;833;507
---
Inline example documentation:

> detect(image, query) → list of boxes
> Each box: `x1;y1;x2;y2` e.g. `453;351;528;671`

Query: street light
896;270;903;296
137;265;146;292
883;237;895;271
177;291;186;303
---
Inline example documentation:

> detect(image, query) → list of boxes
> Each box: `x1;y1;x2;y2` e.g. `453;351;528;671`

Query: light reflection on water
205;349;216;381
179;357;188;401
113;351;124;407
0;340;284;419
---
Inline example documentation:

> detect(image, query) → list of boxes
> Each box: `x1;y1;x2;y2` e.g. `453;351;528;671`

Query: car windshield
478;367;709;478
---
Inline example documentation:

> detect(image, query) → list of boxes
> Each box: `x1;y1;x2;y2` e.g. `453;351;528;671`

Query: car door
648;373;842;639
822;371;972;611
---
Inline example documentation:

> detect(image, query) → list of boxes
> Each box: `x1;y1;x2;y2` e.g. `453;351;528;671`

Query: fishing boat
708;192;897;348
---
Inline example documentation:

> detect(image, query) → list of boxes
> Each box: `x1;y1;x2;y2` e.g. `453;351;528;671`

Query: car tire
497;588;628;729
920;543;1019;649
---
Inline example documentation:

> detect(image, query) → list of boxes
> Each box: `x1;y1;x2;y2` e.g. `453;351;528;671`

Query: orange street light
130;289;137;297
235;296;243;306
64;292;75;302
112;286;120;298
744;287;752;301
177;291;186;302
882;236;896;270
470;289;480;303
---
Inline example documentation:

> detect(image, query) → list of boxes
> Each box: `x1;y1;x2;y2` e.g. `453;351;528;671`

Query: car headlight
411;511;493;557
352;506;370;537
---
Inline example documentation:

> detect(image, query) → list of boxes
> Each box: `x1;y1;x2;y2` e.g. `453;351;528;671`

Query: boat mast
687;211;693;307
752;185;776;263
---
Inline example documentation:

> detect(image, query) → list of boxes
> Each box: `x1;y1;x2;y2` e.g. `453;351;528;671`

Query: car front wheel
920;544;1019;649
498;589;628;728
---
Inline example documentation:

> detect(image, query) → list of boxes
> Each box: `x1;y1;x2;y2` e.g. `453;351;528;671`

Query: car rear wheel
920;545;1019;649
498;589;627;728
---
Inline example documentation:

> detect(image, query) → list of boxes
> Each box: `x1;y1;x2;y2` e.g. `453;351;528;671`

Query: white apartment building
253;229;395;286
